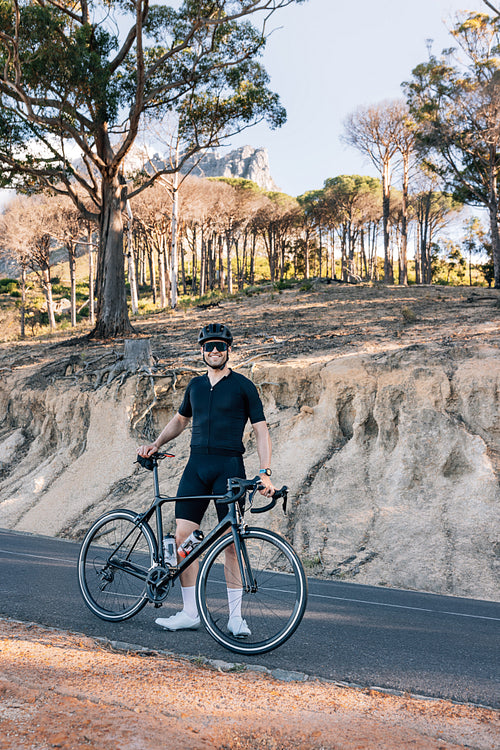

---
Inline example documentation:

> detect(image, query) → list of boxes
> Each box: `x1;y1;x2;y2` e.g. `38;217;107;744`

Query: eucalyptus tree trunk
421;192;432;284
241;231;248;288
158;240;167;308
304;227;310;280
360;228;368;279
399;153;409;286
126;201;139;315
148;240;157;305
382;159;393;283
488;163;500;288
340;226;348;281
330;230;336;280
93;176;134;338
200;229;206;296
42;267;56;330
226;231;233;294
347;221;355;277
20;266;26;339
318;226;323;278
193;226;198;294
218;235;225;291
88;224;95;326
180;236;187;295
68;240;77;327
170;174;179;308
250;231;257;284
416;227;422;284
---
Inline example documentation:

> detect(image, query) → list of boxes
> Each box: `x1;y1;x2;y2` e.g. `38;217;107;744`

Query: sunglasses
203;341;228;352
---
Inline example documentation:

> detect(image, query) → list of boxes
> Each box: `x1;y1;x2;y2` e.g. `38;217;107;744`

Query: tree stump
123;338;152;370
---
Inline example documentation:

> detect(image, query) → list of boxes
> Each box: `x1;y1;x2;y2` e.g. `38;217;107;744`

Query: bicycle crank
146;565;172;603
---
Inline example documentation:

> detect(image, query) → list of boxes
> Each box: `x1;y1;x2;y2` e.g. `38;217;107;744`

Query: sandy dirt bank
0;619;498;750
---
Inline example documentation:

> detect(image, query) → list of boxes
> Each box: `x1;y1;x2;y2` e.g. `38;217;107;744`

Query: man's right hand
137;443;158;458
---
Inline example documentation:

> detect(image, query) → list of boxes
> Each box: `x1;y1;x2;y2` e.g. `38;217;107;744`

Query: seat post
153;460;161;500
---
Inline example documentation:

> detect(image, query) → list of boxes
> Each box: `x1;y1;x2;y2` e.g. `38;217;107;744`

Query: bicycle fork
231;527;257;594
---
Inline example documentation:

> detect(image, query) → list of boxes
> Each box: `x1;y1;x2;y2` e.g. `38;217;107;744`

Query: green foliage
273;279;296;290
0;278;19;294
210;177;266;194
404;11;500;284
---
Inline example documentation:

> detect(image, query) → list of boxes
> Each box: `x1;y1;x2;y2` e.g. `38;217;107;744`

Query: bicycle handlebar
225;476;288;515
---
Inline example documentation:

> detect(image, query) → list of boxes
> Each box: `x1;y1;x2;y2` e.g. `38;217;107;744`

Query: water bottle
177;529;204;558
162;534;177;567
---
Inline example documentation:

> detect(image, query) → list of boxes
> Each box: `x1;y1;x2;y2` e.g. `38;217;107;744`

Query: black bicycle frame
127;463;252;589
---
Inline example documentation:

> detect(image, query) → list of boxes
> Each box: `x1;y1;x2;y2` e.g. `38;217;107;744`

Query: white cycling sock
181;586;198;619
227;587;243;619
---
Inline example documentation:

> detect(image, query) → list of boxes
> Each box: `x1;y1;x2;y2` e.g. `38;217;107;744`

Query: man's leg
176;517;200;619
212;456;251;636
155;459;209;631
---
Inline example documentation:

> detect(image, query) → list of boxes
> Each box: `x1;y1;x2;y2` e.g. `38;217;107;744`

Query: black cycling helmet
198;323;233;346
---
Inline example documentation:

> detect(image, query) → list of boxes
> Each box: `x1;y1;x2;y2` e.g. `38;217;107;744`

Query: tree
0;195;62;330
0;0;305;338
47;194;89;327
404;11;500;288
342;100;410;283
322;175;381;281
410;175;462;284
462;216;488;285
256;191;300;281
436;239;467;284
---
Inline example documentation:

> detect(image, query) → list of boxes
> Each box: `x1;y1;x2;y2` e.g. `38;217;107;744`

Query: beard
203;350;229;371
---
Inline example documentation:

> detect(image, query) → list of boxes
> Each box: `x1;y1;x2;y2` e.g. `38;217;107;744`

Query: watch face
260;468;272;476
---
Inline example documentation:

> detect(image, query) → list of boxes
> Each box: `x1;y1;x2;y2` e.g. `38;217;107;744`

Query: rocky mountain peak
180;145;279;192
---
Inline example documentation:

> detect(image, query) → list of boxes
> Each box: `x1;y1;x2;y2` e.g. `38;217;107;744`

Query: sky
227;0;490;196
0;0;492;208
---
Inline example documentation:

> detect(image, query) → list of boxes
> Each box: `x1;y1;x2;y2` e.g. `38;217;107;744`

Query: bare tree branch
483;1;500;16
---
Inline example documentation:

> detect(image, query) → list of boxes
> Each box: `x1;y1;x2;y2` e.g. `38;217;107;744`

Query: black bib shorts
175;453;246;525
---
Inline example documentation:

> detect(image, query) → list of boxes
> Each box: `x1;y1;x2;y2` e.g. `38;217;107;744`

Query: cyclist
138;323;275;635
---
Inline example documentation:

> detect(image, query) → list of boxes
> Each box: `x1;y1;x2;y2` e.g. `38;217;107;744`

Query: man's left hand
258;473;275;497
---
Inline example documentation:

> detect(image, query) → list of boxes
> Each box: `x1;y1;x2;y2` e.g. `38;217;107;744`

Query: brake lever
281;487;288;514
247;484;261;509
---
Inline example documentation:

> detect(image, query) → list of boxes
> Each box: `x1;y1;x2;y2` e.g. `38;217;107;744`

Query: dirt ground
0;619;498;750
0;284;499;749
1;283;499;377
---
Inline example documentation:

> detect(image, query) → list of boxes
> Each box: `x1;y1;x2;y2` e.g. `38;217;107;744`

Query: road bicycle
77;453;308;655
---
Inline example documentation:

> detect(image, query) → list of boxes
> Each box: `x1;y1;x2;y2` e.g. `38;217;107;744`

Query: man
138;322;275;635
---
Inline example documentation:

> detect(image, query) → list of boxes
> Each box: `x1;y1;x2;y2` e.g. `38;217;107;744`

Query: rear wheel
78;510;156;621
197;528;307;655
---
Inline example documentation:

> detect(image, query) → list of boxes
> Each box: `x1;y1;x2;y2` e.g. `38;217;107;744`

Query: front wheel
77;509;156;621
196;528;307;655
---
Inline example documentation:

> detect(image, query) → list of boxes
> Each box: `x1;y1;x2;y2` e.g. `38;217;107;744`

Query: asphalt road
0;528;499;708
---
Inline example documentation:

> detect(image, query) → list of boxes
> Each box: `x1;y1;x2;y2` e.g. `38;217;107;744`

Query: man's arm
138;413;190;457
252;420;275;496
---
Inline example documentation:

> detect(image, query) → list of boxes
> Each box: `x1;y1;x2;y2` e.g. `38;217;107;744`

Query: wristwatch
259;468;272;477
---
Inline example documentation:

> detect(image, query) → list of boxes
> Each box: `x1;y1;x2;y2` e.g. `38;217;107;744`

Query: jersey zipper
207;378;214;449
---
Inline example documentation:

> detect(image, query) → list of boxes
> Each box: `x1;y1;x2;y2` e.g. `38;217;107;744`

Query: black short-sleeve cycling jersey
178;370;265;456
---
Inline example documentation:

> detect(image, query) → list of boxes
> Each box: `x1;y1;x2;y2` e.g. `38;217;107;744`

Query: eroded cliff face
0;341;498;600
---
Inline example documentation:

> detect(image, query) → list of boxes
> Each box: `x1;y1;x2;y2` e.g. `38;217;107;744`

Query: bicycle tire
196;528;307;655
77;509;156;621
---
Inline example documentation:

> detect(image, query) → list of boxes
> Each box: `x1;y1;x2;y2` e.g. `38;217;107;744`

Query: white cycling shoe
155;611;200;631
227;616;251;637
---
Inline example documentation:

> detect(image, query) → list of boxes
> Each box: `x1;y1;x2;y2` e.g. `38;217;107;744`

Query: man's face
201;339;230;369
